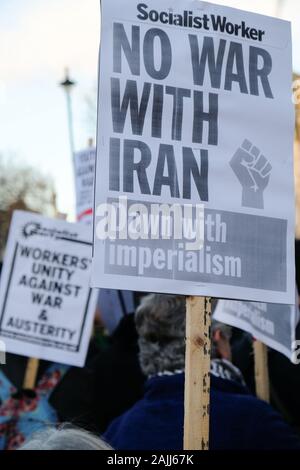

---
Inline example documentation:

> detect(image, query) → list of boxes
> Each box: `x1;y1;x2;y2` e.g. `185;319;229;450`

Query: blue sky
0;0;299;218
0;0;100;218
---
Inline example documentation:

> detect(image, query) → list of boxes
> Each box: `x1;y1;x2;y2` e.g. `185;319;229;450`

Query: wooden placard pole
23;357;39;390
253;340;270;403
184;296;211;450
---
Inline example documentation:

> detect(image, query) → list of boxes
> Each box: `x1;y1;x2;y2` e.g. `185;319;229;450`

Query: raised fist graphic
230;139;272;209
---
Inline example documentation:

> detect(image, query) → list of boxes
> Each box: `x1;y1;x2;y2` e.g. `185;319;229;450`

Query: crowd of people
1;253;300;451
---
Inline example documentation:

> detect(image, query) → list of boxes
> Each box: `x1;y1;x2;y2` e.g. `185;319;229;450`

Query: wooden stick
23;357;39;390
254;340;270;403
184;296;211;450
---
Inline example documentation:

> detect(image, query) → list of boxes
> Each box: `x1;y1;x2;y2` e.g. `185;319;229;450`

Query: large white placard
92;0;294;304
0;211;97;367
214;299;299;362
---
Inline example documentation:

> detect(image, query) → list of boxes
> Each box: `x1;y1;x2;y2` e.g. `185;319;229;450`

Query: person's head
211;320;232;362
135;294;186;377
20;425;112;450
135;294;232;377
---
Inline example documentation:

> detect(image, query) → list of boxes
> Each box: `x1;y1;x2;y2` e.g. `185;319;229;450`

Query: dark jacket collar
144;369;250;400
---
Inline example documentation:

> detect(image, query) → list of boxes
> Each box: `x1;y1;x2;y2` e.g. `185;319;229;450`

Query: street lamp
60;68;76;167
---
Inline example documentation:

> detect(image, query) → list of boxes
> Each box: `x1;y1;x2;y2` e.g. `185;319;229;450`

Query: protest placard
91;0;294;305
214;298;299;362
92;0;294;451
98;288;135;334
74;147;136;326
0;211;98;367
74;147;96;225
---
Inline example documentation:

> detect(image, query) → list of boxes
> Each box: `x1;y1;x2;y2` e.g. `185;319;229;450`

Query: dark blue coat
103;372;300;450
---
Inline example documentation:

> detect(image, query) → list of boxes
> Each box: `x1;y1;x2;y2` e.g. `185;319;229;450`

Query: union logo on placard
21;222;78;242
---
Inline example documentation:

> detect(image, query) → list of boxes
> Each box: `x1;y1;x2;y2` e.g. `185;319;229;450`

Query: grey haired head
135;294;186;377
135;294;232;377
20;424;112;450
